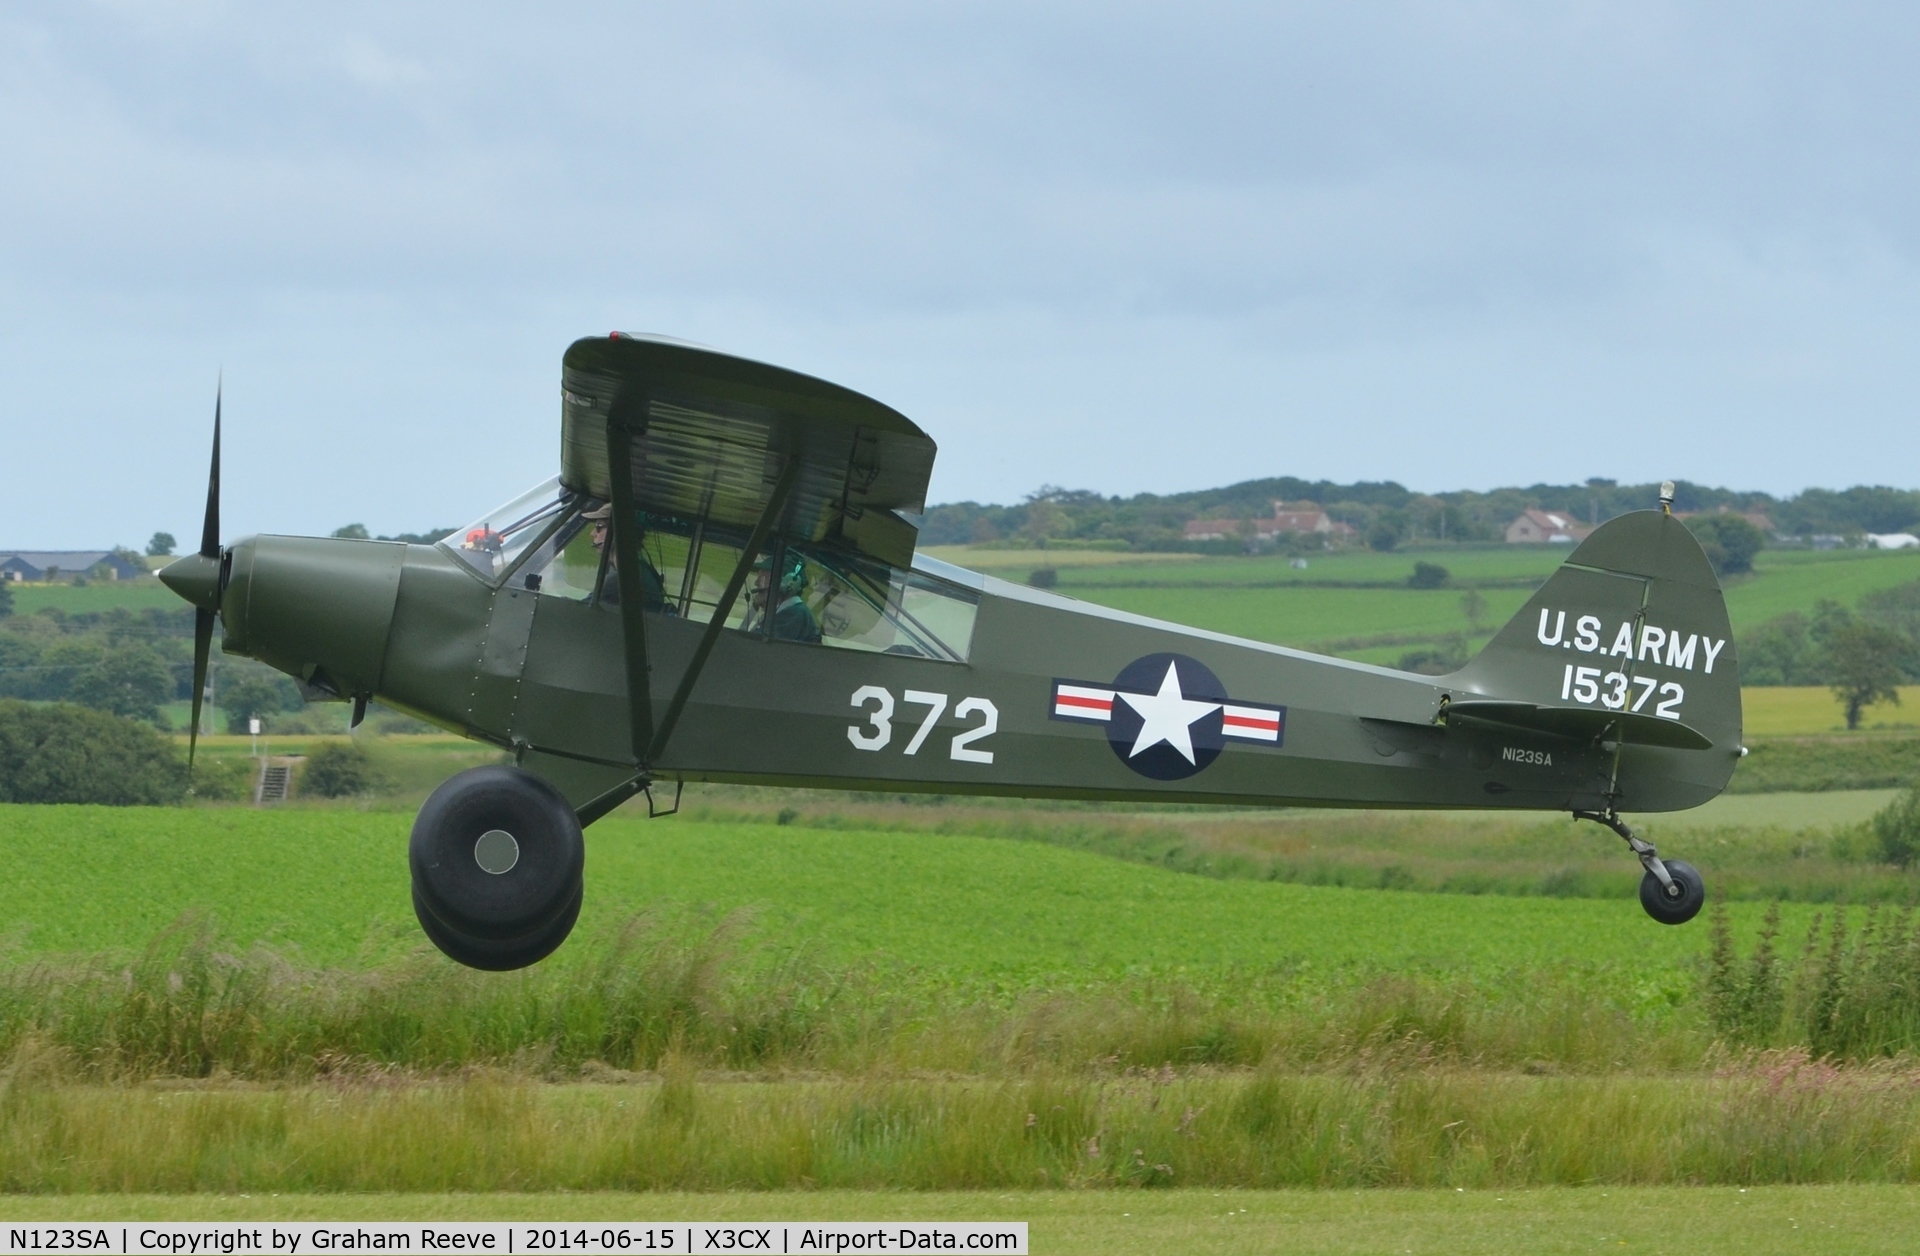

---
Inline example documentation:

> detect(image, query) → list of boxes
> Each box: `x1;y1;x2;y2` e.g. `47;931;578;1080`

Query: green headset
759;551;807;597
777;552;807;596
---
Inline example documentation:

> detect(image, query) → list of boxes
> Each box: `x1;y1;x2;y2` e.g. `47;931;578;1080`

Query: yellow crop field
1742;685;1920;735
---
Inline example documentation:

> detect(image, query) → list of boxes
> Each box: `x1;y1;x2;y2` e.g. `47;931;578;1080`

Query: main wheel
413;878;582;971
410;765;585;959
1639;858;1705;925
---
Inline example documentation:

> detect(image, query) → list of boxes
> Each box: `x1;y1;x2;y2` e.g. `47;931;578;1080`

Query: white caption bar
2;1223;1027;1256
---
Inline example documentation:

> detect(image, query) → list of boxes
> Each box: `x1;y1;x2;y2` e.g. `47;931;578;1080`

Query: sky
3;1;1917;548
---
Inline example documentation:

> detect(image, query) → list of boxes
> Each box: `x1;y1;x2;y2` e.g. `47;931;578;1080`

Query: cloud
1;1;1916;545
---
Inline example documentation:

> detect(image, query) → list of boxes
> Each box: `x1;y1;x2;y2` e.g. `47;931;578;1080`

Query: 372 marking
848;686;998;763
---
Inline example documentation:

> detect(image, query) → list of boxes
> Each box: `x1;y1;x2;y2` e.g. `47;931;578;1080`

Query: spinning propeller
157;385;224;769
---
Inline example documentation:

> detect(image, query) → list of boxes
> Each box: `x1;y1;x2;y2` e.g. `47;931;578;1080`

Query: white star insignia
1117;661;1221;763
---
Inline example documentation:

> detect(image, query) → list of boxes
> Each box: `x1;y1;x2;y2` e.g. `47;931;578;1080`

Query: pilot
581;503;671;612
744;552;821;643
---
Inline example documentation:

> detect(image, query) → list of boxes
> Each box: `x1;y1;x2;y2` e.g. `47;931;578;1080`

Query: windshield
441;477;573;581
630;517;978;660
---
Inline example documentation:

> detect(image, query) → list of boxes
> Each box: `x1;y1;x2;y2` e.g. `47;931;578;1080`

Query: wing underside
559;335;935;568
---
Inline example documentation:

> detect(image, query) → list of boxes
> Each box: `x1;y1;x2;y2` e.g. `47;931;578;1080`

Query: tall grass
0;913;1710;1081
1708;902;1920;1057
4;914;1920;1190
3;1061;1920;1190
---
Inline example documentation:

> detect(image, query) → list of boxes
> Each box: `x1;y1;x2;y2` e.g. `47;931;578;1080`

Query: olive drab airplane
159;335;1745;970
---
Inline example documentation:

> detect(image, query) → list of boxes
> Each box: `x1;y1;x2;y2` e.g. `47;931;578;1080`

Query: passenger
581;503;671;612
744;553;821;643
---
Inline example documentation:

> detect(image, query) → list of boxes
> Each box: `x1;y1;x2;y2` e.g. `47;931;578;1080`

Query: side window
809;554;978;661
511;515;599;600
442;477;570;581
573;520;980;663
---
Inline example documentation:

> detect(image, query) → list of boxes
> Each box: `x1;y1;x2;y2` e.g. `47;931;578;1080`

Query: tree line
0;601;306;732
922;479;1920;551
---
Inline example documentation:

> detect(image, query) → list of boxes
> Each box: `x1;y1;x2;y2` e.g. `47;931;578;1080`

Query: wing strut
605;393;656;766
647;453;799;764
595;398;800;822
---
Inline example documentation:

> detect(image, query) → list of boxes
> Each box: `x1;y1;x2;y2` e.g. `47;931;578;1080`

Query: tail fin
1450;510;1743;808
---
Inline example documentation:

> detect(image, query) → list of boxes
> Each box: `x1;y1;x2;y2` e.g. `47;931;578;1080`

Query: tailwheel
409;764;586;970
1639;858;1705;926
1574;808;1706;927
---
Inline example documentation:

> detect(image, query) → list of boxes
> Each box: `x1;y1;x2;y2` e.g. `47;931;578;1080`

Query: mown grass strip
4;1187;1918;1256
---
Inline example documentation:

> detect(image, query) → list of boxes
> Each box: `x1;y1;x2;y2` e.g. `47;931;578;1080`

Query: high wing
558;334;935;569
555;334;940;811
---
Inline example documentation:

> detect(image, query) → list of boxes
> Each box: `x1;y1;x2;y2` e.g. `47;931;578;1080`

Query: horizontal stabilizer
1446;699;1715;751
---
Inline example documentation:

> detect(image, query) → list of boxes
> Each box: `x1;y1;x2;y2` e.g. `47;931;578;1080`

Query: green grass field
6;581;182;614
0;805;1794;972
5;800;1920;1199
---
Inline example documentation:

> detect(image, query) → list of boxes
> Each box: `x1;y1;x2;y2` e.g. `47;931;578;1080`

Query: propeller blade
189;606;214;769
200;382;221;558
189;382;221;773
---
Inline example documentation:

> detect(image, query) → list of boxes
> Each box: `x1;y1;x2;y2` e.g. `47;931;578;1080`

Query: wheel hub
473;828;520;875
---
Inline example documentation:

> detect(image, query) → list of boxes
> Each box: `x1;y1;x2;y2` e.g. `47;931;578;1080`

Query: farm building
1503;510;1594;544
0;550;146;582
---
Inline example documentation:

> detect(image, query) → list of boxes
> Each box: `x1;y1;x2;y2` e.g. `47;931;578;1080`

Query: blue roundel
1104;653;1228;780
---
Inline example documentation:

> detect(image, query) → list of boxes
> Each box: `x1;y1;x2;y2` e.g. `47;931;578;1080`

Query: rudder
1449;509;1743;810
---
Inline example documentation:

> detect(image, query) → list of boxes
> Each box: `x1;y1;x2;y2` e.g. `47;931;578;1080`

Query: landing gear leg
1574;809;1705;925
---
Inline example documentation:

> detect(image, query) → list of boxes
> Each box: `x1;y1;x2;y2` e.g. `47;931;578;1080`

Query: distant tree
1367;517;1405;552
1826;620;1907;730
1871;786;1920;868
1408;561;1450;589
1741;613;1822;686
0;700;185;804
1685;515;1765;576
1028;567;1058;589
1857;579;1920;680
1459;588;1487;629
67;643;174;725
147;532;177;557
301;740;388;798
220;667;301;734
331;523;372;540
0;580;11;619
1022;495;1065;548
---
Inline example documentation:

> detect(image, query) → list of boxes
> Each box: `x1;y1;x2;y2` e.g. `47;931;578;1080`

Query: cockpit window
641;516;978;661
449;485;978;660
441;478;572;581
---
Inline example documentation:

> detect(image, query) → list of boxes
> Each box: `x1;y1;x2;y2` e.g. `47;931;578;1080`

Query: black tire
409;765;584;942
1639;858;1705;925
413;878;582;971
